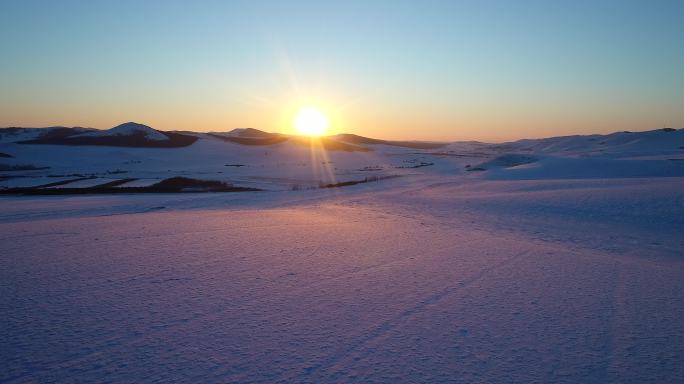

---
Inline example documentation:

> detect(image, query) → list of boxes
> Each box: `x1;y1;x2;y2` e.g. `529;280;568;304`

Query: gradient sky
1;0;683;141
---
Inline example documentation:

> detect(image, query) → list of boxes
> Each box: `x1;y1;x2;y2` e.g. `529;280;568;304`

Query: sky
1;0;683;141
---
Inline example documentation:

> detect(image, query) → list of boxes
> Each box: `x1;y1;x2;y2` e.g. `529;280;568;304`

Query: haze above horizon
1;0;683;141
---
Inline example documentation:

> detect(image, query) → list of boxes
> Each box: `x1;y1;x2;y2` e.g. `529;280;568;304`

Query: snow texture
1;127;684;383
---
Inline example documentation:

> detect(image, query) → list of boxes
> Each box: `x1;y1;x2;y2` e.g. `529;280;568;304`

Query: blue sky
1;0;682;140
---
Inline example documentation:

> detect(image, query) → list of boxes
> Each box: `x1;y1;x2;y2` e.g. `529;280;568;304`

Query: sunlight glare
294;106;329;136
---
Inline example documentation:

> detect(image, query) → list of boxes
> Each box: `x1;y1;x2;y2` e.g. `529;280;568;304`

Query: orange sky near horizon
3;98;681;143
2;1;682;143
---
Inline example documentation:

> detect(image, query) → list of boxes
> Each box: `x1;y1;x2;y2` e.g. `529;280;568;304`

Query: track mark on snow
302;249;531;380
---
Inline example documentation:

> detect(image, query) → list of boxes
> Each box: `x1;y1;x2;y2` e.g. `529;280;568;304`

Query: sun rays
294;106;330;136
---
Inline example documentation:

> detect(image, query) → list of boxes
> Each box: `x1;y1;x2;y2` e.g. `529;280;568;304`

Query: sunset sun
294;106;329;136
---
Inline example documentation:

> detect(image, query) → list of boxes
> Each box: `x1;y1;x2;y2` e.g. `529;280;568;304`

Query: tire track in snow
1;221;434;383
603;263;625;383
301;249;531;381
0;206;531;382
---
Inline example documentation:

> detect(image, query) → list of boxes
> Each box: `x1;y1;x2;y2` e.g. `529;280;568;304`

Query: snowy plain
1;126;684;383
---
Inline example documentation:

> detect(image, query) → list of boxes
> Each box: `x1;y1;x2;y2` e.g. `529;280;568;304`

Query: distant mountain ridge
331;133;447;149
2;124;683;193
1;122;682;152
72;122;169;141
225;128;278;138
7;122;198;148
501;127;684;156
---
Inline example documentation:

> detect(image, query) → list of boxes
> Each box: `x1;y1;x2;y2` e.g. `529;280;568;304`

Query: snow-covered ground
2;126;683;191
1;127;684;383
2;175;683;383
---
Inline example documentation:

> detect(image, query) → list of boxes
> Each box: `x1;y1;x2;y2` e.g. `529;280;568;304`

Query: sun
294;106;330;136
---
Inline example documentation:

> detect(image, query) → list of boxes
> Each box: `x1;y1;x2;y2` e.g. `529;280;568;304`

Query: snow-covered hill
1;124;683;192
3;122;197;148
503;128;684;157
223;127;279;138
72;122;170;141
0;126;96;142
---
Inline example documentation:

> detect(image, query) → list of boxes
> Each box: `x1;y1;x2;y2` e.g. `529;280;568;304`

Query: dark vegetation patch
418;151;490;157
359;166;383;171
209;133;289;146
0;152;12;158
291;137;369;152
319;175;400;189
0;177;260;195
92;178;138;188
47;173;86;178
225;164;246;167
395;160;434;169
0;163;50;171
211;133;369;152
465;166;486;172
231;128;277;138
333;134;447;149
18;131;198;148
32;176;97;188
213;132;439;151
151;177;235;191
